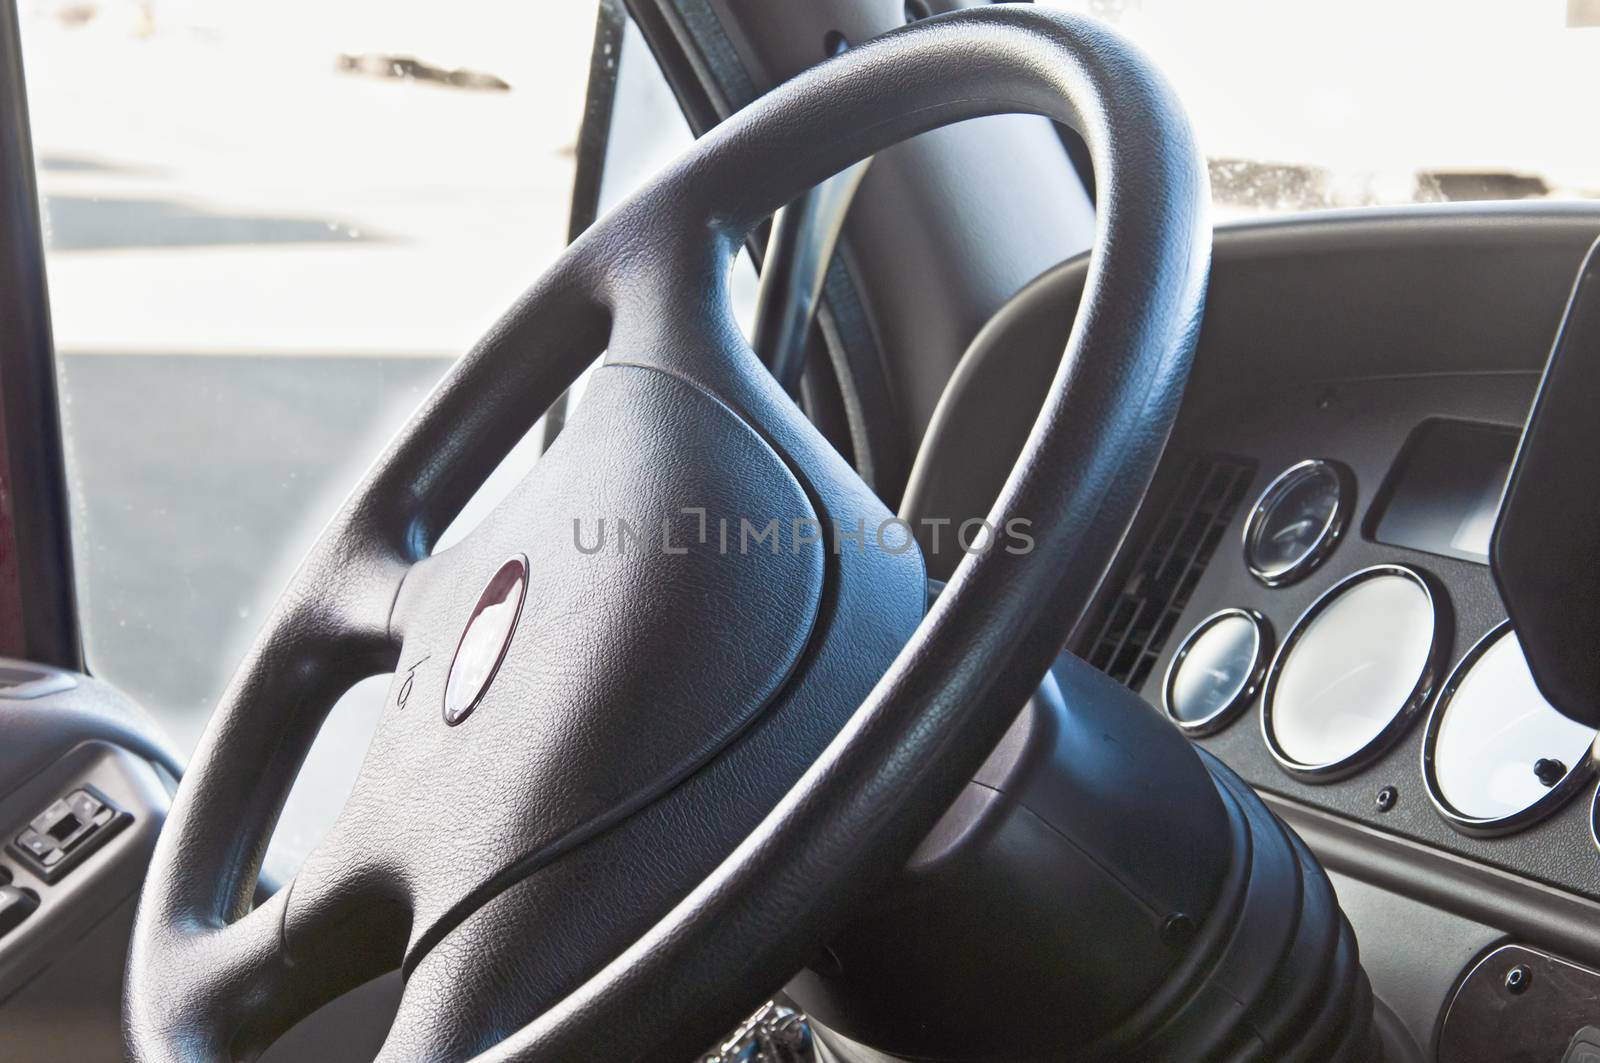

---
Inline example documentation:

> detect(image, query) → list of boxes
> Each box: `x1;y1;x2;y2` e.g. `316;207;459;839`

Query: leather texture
124;7;1210;1061
290;364;828;963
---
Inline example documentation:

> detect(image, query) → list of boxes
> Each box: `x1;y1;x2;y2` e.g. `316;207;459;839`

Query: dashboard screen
1370;419;1520;564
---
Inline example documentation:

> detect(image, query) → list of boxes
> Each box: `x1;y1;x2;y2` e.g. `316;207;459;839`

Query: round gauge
1423;622;1596;835
1163;609;1272;735
1262;565;1448;779
1243;460;1353;587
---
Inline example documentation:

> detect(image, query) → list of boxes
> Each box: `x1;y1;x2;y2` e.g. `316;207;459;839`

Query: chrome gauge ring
1423;620;1598;836
1243;459;1354;587
1262;564;1449;780
1163;608;1272;736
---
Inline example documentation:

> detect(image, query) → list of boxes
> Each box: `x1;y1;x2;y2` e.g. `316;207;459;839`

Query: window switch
0;885;37;938
10;786;129;884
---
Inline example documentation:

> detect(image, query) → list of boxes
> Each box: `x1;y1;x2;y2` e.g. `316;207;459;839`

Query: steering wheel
124;8;1208;1061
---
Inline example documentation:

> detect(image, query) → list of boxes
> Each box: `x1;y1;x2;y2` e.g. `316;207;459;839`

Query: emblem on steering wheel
443;555;529;725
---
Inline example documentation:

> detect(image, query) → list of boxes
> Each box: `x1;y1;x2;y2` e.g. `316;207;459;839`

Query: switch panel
9;786;130;884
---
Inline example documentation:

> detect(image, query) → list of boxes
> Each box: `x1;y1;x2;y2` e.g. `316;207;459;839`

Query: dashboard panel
903;204;1600;1057
1143;370;1600;895
907;206;1600;894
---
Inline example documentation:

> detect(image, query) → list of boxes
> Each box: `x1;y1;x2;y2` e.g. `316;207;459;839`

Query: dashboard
1134;371;1592;885
905;203;1600;1060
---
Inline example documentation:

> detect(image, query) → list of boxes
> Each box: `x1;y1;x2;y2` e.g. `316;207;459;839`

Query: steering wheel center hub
300;363;829;946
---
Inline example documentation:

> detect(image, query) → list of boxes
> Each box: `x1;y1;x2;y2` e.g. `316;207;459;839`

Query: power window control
10;786;129;884
0;884;37;938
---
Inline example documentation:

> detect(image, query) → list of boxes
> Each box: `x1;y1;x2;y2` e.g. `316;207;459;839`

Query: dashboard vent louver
1085;453;1256;691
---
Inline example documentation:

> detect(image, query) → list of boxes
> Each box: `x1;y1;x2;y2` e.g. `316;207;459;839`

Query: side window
20;1;599;869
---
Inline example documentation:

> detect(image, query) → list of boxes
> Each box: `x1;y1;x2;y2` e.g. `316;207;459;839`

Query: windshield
1040;0;1600;219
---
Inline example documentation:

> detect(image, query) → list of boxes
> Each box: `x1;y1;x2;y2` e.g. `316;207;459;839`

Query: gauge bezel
1242;458;1355;588
1261;563;1451;782
1422;620;1598;837
1162;608;1273;736
1589;784;1600;858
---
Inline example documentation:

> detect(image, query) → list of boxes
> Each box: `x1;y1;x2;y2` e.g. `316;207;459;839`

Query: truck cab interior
1;1;1598;1060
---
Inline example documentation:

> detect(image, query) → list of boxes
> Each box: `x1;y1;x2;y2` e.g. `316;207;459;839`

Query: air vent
1085;453;1256;692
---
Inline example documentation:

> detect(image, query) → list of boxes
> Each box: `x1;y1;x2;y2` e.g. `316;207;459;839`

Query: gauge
1243;459;1353;587
1262;565;1448;779
1423;622;1596;835
1163;609;1271;735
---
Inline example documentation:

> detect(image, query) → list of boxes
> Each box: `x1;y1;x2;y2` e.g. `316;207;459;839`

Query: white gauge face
1167;612;1262;728
1269;572;1435;768
1432;628;1596;823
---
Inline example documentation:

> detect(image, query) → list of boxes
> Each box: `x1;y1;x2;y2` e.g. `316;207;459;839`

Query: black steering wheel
125;8;1208;1061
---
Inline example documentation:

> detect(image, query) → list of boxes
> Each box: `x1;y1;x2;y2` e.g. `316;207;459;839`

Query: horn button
294;364;827;950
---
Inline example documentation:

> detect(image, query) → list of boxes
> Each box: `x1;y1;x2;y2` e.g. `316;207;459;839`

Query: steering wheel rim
125;8;1209;1061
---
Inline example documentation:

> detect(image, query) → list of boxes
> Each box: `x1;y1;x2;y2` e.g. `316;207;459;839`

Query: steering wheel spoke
126;879;397;1059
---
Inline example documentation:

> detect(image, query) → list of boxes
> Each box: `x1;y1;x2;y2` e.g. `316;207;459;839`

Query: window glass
21;0;598;871
1040;0;1600;219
